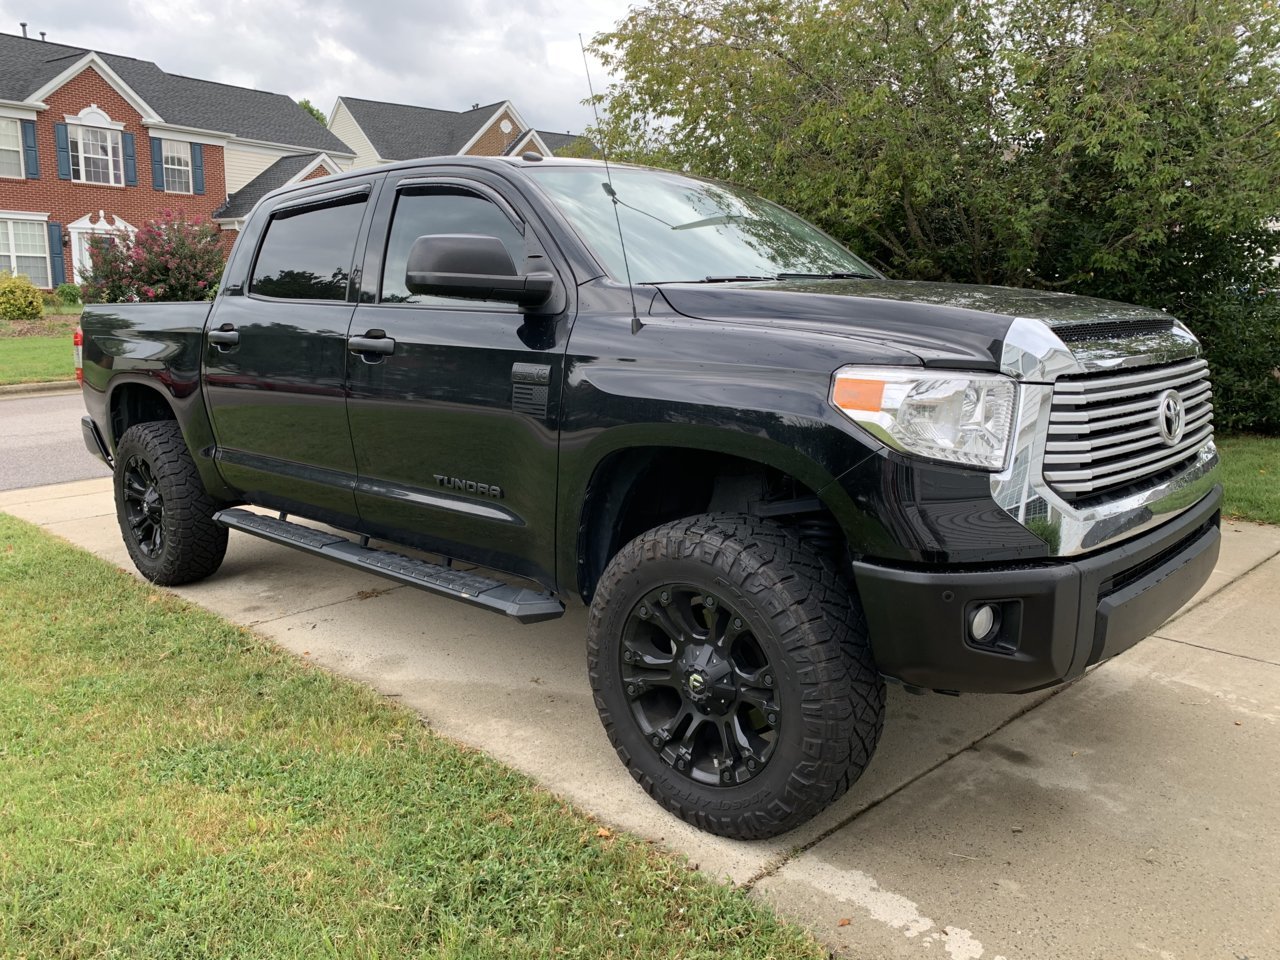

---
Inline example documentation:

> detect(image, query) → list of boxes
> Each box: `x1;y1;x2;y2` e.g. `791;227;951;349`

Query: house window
0;119;22;179
0;219;51;288
69;125;124;185
162;139;192;193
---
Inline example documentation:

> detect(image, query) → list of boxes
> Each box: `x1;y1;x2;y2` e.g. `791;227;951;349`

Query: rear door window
251;194;367;301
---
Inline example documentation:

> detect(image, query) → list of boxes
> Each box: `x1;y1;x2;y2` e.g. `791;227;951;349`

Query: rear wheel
114;421;227;586
587;514;885;839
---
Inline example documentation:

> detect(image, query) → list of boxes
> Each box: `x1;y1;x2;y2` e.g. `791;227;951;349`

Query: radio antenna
579;33;642;334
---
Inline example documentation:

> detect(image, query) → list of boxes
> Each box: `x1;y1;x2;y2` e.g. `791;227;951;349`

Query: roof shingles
0;33;352;155
338;97;509;160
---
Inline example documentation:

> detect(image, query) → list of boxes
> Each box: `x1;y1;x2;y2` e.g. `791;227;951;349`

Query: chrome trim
1043;359;1213;497
992;316;1218;556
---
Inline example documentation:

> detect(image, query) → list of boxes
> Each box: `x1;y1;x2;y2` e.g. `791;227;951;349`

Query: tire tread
114;421;227;586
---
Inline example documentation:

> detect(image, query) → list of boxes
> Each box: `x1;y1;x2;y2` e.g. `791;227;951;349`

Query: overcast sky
1;0;633;134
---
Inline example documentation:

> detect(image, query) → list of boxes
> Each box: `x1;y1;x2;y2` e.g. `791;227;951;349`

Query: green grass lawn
1218;434;1280;525
0;514;825;960
0;335;74;385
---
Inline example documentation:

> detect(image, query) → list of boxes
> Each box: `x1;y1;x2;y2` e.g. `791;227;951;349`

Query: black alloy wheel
620;584;781;787
122;454;166;558
588;513;885;840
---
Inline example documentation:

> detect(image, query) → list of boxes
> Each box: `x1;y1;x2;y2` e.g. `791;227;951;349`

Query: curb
0;380;79;398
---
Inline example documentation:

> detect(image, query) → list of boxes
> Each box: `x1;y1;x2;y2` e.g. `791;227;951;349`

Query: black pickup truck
78;156;1221;839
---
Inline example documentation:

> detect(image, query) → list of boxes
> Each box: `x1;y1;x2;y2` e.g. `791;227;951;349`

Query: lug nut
660;591;670;604
767;713;777;724
722;771;733;783
733;618;742;629
627;684;637;696
677;759;686;770
747;759;757;771
652;735;663;747
705;596;716;609
763;674;774;686
638;606;649;618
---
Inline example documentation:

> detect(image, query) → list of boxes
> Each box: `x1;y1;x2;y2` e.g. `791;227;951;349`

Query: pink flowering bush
80;211;225;304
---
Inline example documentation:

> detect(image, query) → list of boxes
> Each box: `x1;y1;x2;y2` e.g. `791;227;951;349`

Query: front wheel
114;420;228;586
587;514;885;839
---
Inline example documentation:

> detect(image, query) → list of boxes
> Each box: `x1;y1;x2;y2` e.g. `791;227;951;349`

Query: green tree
297;98;327;126
589;0;1280;431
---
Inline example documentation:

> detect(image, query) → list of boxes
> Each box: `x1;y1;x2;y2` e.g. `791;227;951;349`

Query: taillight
73;327;84;384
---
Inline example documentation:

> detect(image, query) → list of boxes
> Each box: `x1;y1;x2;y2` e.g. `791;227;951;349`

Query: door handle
348;332;396;357
208;324;239;348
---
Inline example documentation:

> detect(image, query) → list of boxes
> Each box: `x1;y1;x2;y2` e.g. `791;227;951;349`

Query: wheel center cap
680;644;735;713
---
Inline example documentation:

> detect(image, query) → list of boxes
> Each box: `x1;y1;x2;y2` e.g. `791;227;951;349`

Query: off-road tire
114;420;228;586
587;513;885;839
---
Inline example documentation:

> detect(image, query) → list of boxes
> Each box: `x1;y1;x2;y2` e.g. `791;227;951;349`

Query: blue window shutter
21;120;38;179
191;143;205;195
151;136;164;190
47;223;66;288
122;132;137;186
55;123;71;180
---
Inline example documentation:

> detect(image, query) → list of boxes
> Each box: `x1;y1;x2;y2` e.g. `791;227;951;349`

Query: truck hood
655;278;1174;370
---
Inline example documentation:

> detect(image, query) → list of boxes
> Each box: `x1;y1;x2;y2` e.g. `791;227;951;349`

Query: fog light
968;604;998;643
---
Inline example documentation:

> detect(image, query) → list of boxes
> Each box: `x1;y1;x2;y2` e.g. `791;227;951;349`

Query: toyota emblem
1156;389;1186;446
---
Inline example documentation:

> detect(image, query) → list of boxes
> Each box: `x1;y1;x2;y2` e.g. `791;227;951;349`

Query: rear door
346;169;573;586
203;181;378;523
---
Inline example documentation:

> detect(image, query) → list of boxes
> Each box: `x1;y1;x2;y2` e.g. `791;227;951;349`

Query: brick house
328;97;584;170
0;33;355;289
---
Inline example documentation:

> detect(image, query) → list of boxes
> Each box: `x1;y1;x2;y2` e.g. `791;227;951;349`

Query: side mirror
404;234;554;308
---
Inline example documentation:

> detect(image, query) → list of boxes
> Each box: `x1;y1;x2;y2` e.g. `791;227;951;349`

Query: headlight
830;366;1017;470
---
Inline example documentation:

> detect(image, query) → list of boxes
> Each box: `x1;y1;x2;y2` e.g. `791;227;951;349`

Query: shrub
0;271;43;322
80;211;226;304
1193;289;1280;435
55;282;81;305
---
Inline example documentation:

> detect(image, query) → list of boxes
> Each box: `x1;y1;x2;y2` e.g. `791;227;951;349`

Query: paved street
0;390;111;491
2;477;1277;959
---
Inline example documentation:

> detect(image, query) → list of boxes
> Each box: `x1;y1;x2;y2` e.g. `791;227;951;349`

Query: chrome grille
1044;358;1213;500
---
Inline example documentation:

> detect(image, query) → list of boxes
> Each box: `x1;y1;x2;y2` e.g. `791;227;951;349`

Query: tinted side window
252;195;366;301
381;188;524;306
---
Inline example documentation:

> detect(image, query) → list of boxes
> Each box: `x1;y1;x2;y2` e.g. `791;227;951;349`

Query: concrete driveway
3;477;1277;959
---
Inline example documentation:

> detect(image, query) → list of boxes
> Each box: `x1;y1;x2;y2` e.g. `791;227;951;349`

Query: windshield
526;165;879;284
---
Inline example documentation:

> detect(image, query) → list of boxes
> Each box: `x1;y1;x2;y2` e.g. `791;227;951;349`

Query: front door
346;173;572;586
203;184;375;523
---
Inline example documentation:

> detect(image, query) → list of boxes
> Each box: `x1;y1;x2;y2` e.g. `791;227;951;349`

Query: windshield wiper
698;275;778;283
775;271;876;280
671;214;748;231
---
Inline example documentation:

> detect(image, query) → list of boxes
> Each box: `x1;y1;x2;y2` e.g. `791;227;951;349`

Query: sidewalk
4;477;1277;959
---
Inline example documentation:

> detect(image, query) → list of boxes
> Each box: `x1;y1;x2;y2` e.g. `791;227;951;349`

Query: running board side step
213;508;564;624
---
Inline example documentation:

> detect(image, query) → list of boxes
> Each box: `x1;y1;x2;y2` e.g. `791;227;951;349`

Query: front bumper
852;486;1221;694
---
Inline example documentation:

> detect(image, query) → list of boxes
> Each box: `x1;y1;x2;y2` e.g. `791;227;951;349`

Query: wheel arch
104;375;236;501
566;428;882;602
108;379;178;448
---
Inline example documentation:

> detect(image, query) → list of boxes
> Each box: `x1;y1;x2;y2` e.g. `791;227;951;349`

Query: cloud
1;0;629;132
